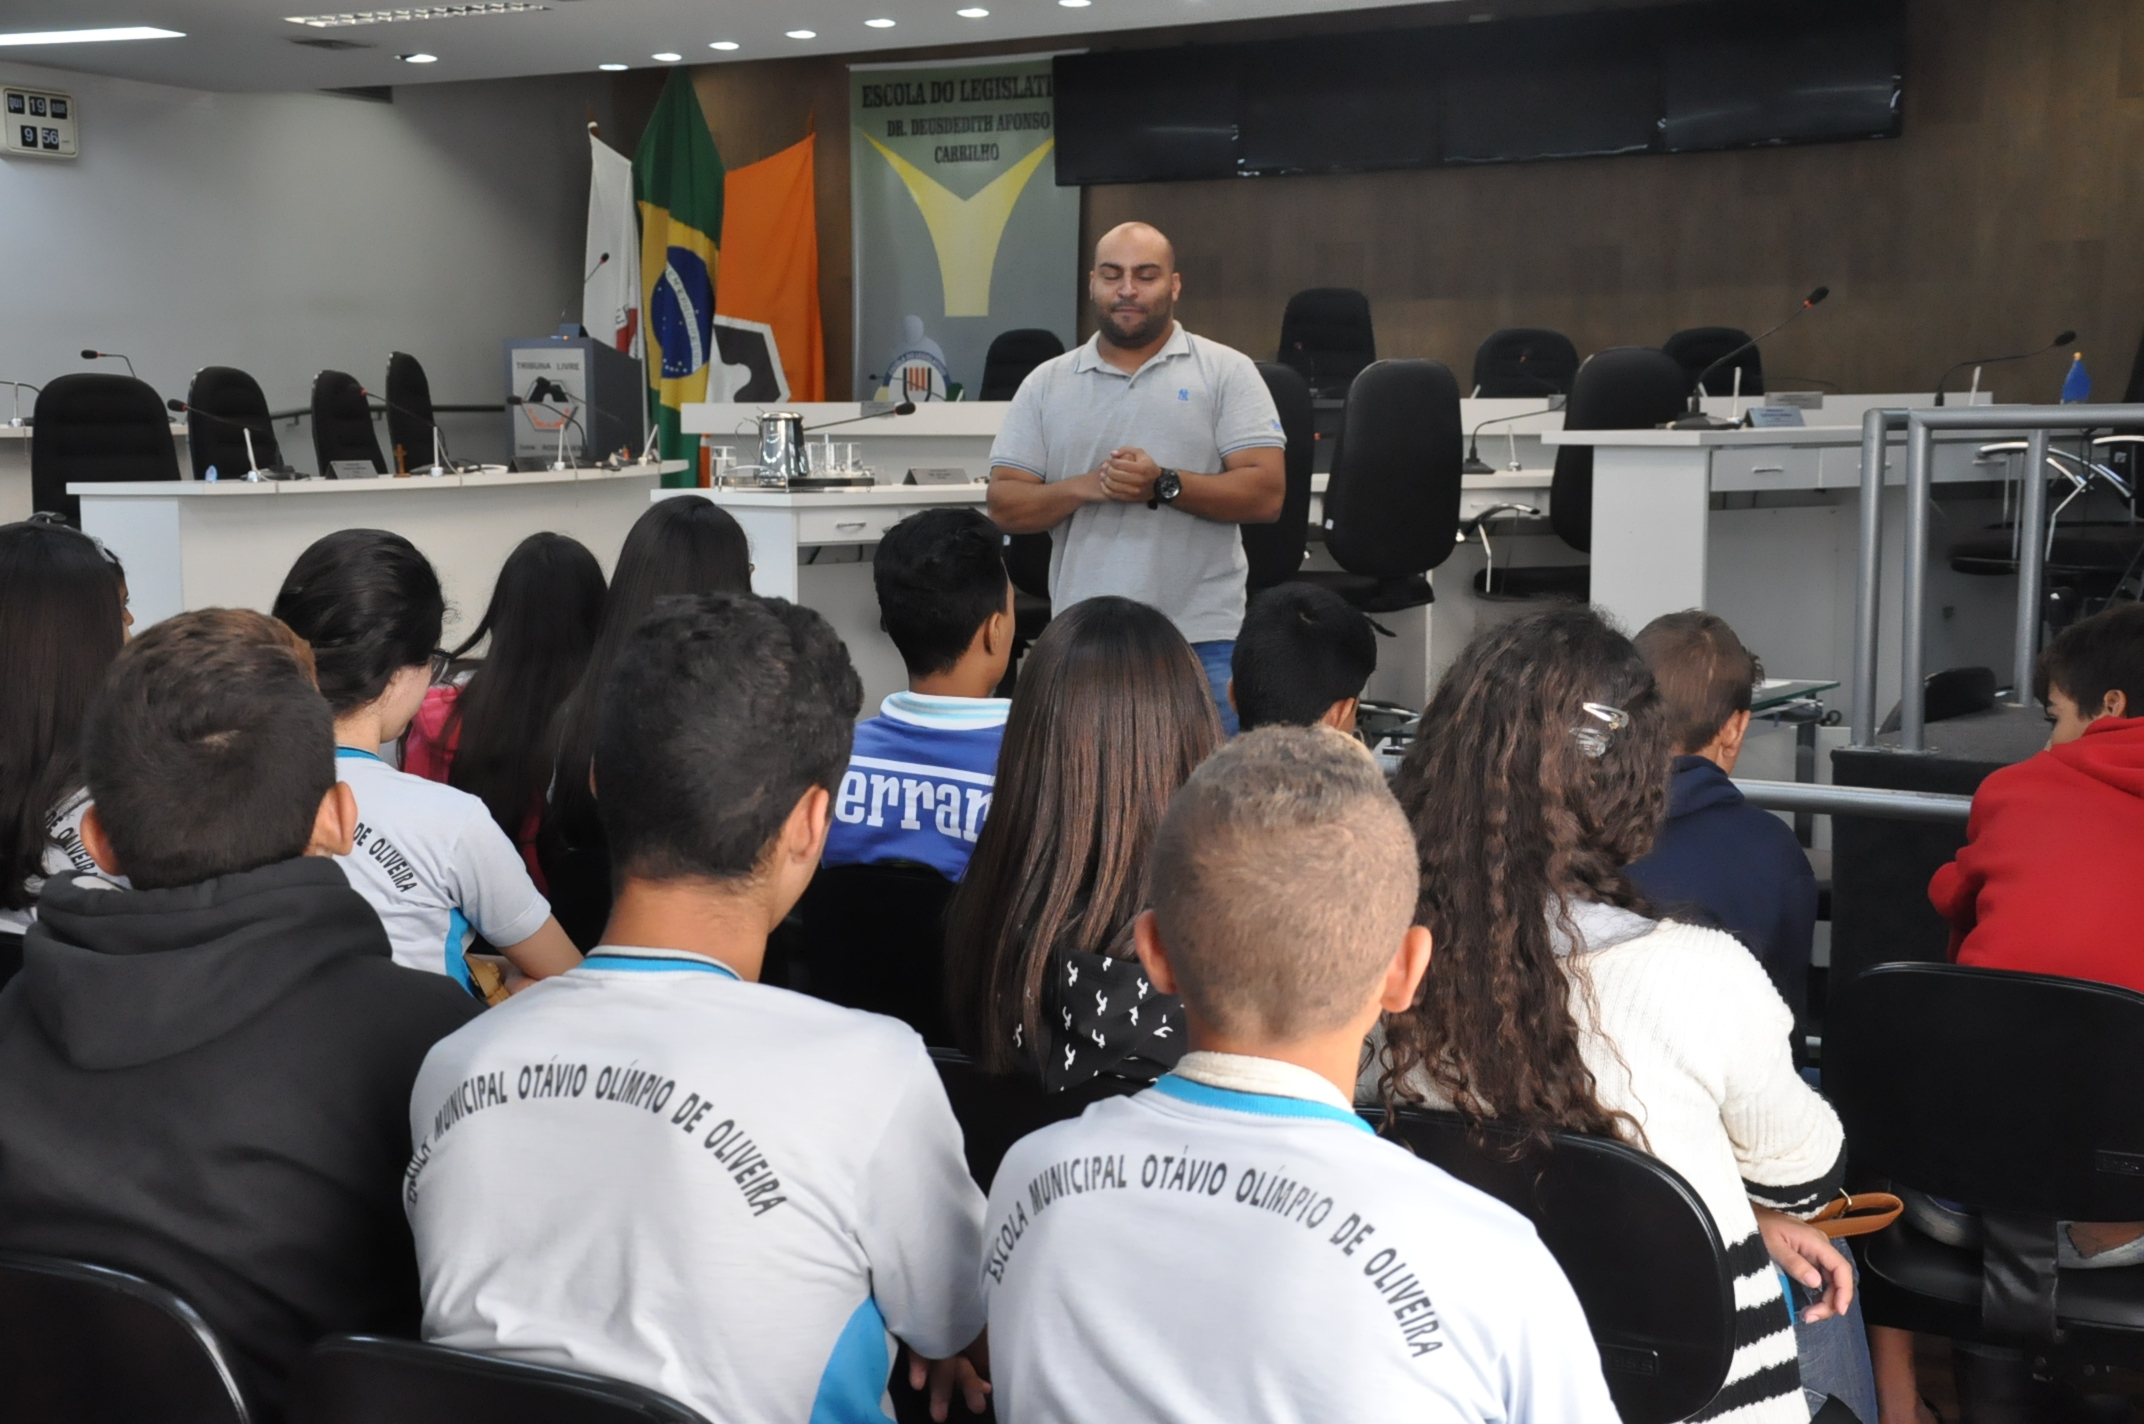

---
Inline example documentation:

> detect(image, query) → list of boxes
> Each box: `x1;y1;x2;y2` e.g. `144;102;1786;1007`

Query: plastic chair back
1323;358;1462;579
186;366;282;481
0;1250;253;1424
1375;1109;1734;1424
384;352;436;471
929;1048;1143;1192
794;862;955;1045
30;373;180;523
1663;326;1764;397
1277;287;1376;397
978;329;1064;400
288;1334;708;1424
1243;360;1314;588
1550;347;1690;553
309;370;386;478
1471;327;1580;398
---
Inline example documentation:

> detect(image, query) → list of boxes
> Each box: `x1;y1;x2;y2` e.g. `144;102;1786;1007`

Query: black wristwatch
1148;468;1181;510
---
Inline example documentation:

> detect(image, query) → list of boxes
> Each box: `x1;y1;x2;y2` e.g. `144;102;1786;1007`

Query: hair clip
1572;701;1630;758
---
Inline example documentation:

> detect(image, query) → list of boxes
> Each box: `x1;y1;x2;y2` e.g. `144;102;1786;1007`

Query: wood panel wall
651;0;2144;401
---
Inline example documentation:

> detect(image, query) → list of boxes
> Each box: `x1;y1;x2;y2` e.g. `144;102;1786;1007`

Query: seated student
982;727;1619;1423
405;593;989;1424
1625;610;1817;1025
824;508;1014;880
1227;583;1377;734
943;596;1220;1092
0;609;481;1418
0;522;129;964
543;495;753;948
404;532;607;890
1931;601;2144;991
273;529;580;990
1371;606;1866;1424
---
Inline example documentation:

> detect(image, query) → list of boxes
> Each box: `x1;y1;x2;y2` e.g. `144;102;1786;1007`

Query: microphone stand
362;388;460;476
167;399;296;480
800;399;918;434
1464;405;1562;474
1932;332;2074;406
1669;288;1830;430
3;380;38;427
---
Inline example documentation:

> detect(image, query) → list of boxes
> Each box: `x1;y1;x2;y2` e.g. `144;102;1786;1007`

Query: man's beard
1096;296;1173;349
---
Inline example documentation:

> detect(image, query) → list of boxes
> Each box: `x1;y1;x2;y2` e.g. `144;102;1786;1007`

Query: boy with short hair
405;593;989;1423
824;507;1015;879
0;609;481;1417
1931;601;2144;990
1626;610;1816;1024
979;727;1617;1423
1228;583;1377;733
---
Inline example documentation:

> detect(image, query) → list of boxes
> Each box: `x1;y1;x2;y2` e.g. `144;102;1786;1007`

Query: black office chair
1664;326;1764;397
1876;665;1999;736
1243;360;1315;589
977;328;1064;400
1475;346;1688;600
30;373;181;524
385;352;438;473
288;1335;708;1424
310;369;387;478
1276;287;1376;399
1828;964;2144;1382
1471;327;1580;398
792;863;955;1046
0;1250;253;1424
1286;358;1463;614
929;1048;1144;1192
186;366;283;481
1372;1108;1734;1424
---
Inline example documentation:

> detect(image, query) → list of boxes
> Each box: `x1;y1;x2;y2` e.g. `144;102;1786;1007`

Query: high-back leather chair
1243;360;1315;589
1289;357;1463;613
185;366;283;481
791;862;955;1047
0;1250;253;1424
30;373;180;524
384;352;437;472
978;328;1064;400
309;370;386;478
1664;326;1763;397
289;1334;708;1424
1276;287;1376;398
928;1048;1144;1192
1471;327;1580;398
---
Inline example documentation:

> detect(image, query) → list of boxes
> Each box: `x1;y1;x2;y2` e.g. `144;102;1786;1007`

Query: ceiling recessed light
599;61;628;69
0;26;185;46
956;6;989;15
865;16;896;26
651;50;680;61
1058;1;1090;7
709;39;739;49
398;51;438;62
284;4;545;28
785;28;816;39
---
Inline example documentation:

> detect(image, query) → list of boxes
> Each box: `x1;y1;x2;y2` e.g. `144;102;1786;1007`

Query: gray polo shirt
988;324;1284;645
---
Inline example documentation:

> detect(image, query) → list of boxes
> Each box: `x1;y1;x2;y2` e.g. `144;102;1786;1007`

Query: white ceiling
0;0;1456;93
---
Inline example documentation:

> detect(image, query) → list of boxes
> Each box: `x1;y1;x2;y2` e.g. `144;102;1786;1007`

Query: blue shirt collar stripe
1149;1073;1375;1133
580;951;743;981
335;746;386;762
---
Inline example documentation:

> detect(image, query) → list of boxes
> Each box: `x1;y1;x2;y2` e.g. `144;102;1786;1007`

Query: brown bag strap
1809;1190;1904;1239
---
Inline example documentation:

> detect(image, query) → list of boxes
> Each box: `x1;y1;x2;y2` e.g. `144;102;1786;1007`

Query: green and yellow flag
633;70;725;475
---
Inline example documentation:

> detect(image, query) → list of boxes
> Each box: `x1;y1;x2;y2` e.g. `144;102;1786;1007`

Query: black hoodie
0;857;480;1419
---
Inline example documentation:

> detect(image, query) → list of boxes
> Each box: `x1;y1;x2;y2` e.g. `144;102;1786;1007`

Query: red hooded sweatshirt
1930;716;2144;992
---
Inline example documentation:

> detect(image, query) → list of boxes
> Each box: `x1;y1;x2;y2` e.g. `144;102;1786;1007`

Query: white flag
584;133;642;358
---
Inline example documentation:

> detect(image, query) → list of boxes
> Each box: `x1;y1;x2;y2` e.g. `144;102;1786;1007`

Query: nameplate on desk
328;460;380;479
1742;406;1806;428
904;467;975;485
1770;391;1826;410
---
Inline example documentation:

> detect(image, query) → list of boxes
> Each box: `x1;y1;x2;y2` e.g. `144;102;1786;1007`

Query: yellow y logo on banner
860;133;1054;317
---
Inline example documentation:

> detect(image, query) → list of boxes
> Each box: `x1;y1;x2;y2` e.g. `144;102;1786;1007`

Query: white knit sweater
1367;909;1845;1424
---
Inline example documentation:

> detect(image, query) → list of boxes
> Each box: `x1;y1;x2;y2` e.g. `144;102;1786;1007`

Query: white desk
2;422;190;525
77;463;685;641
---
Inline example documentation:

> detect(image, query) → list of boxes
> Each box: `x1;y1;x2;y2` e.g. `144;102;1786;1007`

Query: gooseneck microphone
1932;331;2076;406
166;398;295;479
360;386;459;474
82;349;138;380
583;252;610;284
801;400;917;433
1669;287;1830;430
4;379;38;427
1464;405;1562;474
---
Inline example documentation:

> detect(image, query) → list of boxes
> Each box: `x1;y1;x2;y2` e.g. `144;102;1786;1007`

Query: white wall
0;61;623;466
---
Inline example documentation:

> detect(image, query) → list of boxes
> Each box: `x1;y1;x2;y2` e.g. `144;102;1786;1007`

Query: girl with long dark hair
1372;605;1856;1424
944;595;1220;1091
274;529;580;991
0;522;128;951
404;533;606;888
542;496;752;948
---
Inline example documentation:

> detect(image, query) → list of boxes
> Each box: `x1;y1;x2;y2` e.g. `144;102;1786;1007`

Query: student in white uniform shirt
405;592;990;1424
272;530;580;992
981;727;1618;1424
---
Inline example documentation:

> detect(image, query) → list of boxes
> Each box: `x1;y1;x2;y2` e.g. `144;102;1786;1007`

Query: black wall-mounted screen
1053;0;1903;186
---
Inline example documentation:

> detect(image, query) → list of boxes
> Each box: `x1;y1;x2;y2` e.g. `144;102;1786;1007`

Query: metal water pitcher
757;410;809;487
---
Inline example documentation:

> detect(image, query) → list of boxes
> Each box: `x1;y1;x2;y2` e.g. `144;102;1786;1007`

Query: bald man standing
987;223;1285;731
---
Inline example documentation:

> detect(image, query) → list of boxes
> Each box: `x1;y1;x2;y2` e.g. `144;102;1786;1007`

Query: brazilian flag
634;70;725;481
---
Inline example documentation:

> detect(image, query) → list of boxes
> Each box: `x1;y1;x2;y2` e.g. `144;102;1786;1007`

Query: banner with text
849;55;1078;401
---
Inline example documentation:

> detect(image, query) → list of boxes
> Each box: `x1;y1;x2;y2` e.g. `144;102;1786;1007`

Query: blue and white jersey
824;692;1009;881
405;946;987;1424
331;748;551;988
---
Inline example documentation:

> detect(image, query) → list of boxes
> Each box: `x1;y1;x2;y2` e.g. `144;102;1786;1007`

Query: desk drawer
796;507;907;546
1711;446;1821;491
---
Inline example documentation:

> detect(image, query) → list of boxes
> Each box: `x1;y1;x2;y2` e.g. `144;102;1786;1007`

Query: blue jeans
1788;1266;1878;1424
1192;639;1239;736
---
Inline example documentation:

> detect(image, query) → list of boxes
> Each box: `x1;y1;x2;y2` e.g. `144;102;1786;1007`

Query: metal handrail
1732;778;1971;823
